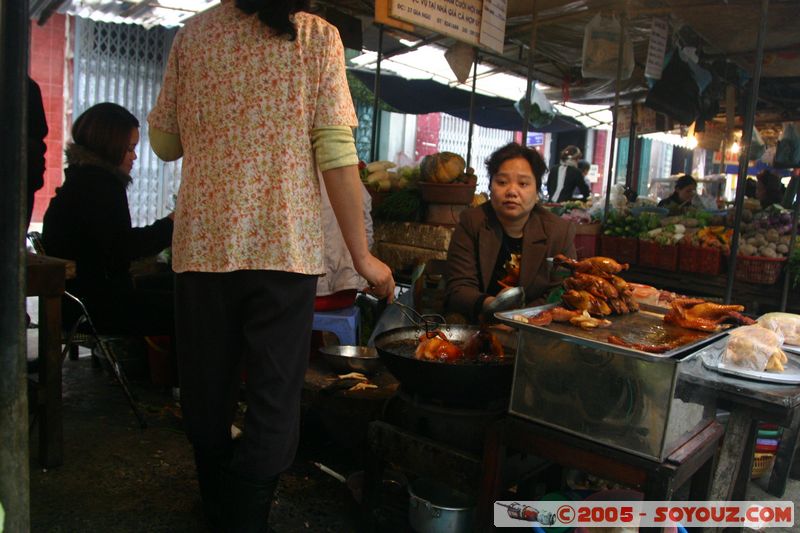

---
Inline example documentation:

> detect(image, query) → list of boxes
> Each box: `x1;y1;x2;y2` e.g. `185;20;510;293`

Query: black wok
373;325;518;407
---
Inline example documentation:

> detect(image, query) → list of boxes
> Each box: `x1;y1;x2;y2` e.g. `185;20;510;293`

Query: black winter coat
42;144;173;301
547;164;591;202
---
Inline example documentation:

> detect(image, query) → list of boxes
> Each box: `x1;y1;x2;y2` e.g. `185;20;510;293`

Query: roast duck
522;254;637;331
516;255;756;353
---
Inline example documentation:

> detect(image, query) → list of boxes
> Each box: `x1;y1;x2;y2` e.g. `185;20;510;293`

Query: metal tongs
391;300;448;339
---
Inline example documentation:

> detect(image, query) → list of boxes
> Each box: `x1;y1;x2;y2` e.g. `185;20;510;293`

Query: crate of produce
734;255;786;285
679;244;723;276
574;234;598;259
574;223;600;259
600;235;638;265
638;240;679;271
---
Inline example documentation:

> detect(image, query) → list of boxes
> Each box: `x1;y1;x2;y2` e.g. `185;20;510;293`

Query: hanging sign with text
388;0;506;54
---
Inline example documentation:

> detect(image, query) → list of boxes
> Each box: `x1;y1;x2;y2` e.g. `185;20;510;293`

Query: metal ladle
481;286;526;323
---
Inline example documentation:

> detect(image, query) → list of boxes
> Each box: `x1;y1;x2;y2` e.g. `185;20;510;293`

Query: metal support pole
781;175;800;311
0;0;31;530
521;0;538;144
724;0;769;304
602;12;628;225
370;24;384;162
625;103;637;191
466;48;479;168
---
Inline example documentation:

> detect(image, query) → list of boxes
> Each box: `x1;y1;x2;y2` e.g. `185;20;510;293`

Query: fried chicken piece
415;331;464;362
607;333;703;353
525;310;552;326
463;328;505;360
562;289;612;316
551;306;584;322
664;298;756;332
554;254;629;276
564;272;619;300
764;348;788;372
569;311;612;330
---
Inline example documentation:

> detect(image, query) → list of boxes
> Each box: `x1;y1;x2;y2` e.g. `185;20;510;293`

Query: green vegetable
374;189;423;221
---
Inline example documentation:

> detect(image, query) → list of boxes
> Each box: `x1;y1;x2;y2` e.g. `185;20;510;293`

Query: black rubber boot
221;470;279;533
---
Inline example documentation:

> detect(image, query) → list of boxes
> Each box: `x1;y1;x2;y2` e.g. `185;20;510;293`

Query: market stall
7;1;800;532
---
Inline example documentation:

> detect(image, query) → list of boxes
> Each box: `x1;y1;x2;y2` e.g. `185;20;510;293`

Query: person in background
315;178;373;311
42;102;174;336
147;1;395;530
547;145;590;203
575;159;592;199
658;174;697;214
756;170;785;209
445;142;576;323
744;178;758;199
27;76;48;228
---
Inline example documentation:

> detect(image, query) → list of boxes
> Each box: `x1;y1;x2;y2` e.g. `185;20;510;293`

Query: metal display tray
495;302;730;360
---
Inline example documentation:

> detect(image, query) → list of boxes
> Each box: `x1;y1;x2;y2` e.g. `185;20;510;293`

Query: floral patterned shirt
148;2;357;274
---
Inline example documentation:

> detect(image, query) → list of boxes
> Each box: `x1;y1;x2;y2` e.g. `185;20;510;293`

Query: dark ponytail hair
236;0;310;40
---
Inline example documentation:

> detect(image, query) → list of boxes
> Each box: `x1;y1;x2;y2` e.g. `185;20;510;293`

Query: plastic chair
312;305;360;346
27;231;147;428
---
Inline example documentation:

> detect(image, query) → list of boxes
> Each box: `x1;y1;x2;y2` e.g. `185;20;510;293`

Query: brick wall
29;14;68;224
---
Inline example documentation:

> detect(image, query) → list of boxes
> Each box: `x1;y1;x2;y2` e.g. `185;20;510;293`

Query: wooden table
26;252;73;468
477;417;724;532
681;356;800;501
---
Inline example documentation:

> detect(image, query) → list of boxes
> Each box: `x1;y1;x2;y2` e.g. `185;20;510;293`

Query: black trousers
175;270;316;481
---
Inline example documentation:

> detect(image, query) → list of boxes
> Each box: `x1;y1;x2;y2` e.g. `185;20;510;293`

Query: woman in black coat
42;103;174;335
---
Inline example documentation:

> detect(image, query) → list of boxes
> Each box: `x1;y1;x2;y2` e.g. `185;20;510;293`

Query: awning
349;69;586;133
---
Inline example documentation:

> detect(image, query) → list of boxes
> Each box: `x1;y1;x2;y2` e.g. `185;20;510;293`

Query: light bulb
731;141;741;154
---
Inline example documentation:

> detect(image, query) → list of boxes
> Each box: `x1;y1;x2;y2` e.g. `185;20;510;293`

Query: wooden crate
600;235;638;265
638;240;679;271
678;244;723;276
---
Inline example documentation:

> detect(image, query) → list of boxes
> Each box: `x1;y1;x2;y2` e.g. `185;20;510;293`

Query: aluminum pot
408;478;475;533
317;345;381;374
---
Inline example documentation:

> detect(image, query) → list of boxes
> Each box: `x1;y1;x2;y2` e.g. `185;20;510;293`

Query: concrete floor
23;311;800;532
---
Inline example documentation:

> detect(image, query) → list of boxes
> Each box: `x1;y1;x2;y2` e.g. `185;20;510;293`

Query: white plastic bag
514;81;555;128
758;312;800;346
750;127;766;161
774;122;800;169
722;325;783;372
582;14;634;80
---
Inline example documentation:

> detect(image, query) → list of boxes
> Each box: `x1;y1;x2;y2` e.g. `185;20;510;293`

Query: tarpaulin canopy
349;69;585;133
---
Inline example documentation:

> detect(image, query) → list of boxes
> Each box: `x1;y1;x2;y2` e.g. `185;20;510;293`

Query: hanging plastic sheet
774;123;800;169
581;13;634;80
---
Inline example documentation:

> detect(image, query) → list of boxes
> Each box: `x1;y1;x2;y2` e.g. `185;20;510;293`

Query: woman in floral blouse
148;0;394;530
